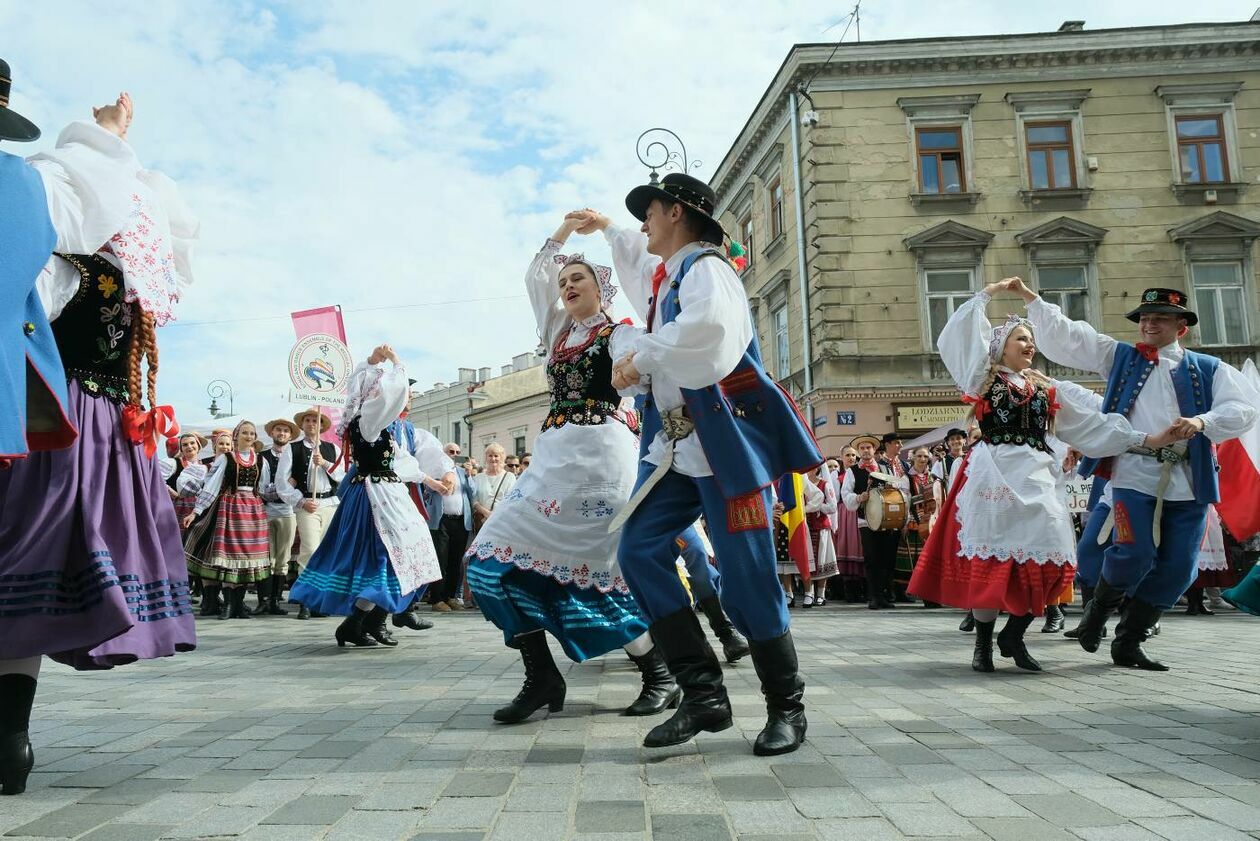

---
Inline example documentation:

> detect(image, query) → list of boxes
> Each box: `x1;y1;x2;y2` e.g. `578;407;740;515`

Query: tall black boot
997;613;1042;672
296;603;311;620
392;595;434;631
218;587;232;620
200;583;222;618
697;595;750;663
229;587;252;619
972;619;995;672
266;576;289;615
0;674;36;796
334;607;377;648
1111;599;1169;671
959;610;975;633
1077;577;1125;653
1064;586;1106;639
623;647;681;716
494;630;565;723
748;631;807;756
1185;588;1206;616
1041;604;1065;633
364;607;398;647
642;608;733;748
252;576;271;615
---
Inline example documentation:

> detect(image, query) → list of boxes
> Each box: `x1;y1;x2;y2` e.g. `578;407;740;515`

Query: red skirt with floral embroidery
908;462;1073;618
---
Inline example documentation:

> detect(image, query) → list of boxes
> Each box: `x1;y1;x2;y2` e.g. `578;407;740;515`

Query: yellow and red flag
777;472;813;579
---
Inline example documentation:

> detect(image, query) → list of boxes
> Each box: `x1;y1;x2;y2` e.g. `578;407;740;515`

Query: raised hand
92;91;133;139
577;209;611;234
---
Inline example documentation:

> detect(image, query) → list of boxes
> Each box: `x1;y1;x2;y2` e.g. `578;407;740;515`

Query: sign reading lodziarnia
894;403;970;431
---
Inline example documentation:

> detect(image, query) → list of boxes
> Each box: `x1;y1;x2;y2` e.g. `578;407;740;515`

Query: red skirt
1191;568;1237;589
908;455;1072;618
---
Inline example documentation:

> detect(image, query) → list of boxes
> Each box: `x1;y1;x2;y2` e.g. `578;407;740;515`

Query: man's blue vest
0;151;74;462
1078;342;1220;503
638;249;822;499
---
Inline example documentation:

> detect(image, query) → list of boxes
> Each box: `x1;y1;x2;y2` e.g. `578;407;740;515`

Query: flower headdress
988;313;1033;363
554;252;616;308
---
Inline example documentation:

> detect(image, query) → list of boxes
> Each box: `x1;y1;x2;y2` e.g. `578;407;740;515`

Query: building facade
711;19;1260;455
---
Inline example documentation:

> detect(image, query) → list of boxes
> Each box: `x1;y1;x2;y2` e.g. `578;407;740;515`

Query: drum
865;486;908;531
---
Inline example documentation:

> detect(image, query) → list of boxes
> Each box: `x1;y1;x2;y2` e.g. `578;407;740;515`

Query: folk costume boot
364;607;398;647
392;596;434;631
296;603;311;620
1076;577;1125;654
1064;586;1106;639
997;613;1042;672
1111;599;1169;671
697;595;750;663
229;587;252;619
959;610;976;633
623;647;682;716
642;608;733;749
334;608;377;648
494;630;565;724
1041;604;1065;633
266;576;288;615
200;584;222;618
217;588;232;620
971;619;996;672
1185;588;1210;616
0;674;36;796
748;631;807;756
252;576;272;615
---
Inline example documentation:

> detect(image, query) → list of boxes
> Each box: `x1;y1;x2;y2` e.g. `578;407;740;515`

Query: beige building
712;18;1260;456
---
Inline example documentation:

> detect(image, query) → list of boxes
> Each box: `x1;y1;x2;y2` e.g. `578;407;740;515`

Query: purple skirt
0;382;196;669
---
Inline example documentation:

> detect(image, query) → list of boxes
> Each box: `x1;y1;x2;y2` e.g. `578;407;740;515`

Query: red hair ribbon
1047;386;1061;417
961;393;991;422
121;404;180;459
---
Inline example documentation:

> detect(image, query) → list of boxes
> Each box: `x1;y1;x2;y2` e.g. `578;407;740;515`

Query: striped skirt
185;491;271;585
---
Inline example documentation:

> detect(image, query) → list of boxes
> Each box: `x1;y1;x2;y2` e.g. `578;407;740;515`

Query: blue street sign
813;415;828;428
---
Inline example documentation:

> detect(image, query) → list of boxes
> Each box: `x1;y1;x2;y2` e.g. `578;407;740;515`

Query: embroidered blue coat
0;151;75;463
638;249;823;500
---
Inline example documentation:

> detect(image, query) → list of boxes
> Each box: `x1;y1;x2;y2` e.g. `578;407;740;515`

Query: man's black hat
0;59;41;142
881;432;902;445
1125;287;1198;327
625;173;726;246
945;428;967;440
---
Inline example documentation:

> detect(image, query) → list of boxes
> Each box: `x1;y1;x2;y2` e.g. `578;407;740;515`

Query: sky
3;0;1255;431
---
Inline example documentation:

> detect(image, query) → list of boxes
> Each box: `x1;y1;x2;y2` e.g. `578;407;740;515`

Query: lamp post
206;379;235;418
636;128;701;185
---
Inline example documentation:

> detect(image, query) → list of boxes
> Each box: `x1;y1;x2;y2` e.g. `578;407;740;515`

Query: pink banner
291;306;347;445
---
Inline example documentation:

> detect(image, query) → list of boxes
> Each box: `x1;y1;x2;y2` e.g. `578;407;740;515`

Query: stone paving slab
8;606;1260;840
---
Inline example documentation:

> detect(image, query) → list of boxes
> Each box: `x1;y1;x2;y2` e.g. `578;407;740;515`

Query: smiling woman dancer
465;211;678;724
908;279;1177;674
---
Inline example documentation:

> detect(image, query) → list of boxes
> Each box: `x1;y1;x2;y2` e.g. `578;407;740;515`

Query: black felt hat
0;59;40;142
1125;288;1197;327
625;172;726;246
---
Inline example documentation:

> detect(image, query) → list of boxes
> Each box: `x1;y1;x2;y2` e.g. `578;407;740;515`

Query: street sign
836;411;856;426
288;332;352;407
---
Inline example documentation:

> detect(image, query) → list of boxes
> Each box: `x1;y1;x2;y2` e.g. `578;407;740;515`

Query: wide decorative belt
1096;443;1187;548
607;406;694;533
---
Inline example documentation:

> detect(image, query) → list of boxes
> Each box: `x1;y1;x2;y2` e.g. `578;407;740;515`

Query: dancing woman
908;280;1175;673
465;211;676;724
289;345;443;648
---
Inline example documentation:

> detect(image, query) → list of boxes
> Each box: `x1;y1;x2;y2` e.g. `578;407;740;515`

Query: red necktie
1135;343;1159;362
646;262;667;332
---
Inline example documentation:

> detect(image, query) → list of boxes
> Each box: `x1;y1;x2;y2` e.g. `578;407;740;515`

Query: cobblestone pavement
5;604;1260;841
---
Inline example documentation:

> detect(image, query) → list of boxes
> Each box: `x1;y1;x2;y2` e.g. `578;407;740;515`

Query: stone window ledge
1018;188;1093;204
1171;182;1247;200
763;232;788;260
910;191;981;207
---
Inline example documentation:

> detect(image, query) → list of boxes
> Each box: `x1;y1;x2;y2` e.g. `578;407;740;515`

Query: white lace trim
466;539;630;595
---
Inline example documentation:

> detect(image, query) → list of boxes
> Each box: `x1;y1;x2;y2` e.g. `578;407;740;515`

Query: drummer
841;434;910;610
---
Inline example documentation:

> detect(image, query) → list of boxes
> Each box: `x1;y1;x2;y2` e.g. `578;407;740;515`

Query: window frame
1024;120;1077;190
1157;84;1243;187
922;267;978;352
770;300;790;380
1189;260;1249;347
1032;263;1093;323
740;212;754;268
768;178;784;241
1175;114;1230;185
914;125;967;195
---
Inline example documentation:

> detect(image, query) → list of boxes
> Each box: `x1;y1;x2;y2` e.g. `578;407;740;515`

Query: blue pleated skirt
466;555;647;662
290;482;424;616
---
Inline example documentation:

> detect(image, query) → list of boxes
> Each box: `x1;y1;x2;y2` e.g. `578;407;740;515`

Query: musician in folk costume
593;170;822;757
841;434;909;611
907;280;1177;673
1017;279;1259;669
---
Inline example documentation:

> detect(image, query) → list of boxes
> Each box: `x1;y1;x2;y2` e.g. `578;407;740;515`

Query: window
432;426;440;438
1192;262;1248;346
915;127;966;194
452;421;461;448
740;213;754;266
514;435;526;456
769;179;784;240
925;270;974;349
1176;115;1229;184
1025;122;1076;189
772;303;789;380
1035;265;1089;321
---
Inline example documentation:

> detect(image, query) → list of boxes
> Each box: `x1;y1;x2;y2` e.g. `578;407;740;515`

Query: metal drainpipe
788;89;814;425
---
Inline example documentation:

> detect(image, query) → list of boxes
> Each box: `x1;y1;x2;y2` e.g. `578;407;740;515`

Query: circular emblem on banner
288;333;352;394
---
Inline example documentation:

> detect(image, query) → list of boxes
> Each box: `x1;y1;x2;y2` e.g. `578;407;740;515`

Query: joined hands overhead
92;92;133;140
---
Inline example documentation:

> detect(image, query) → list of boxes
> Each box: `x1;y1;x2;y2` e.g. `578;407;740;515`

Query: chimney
1057;20;1085;32
433;382;446;390
501;365;514;376
512;353;532;371
457;367;476;383
479;367;491;382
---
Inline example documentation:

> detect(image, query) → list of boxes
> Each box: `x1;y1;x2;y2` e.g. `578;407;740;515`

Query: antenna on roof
803;1;863;93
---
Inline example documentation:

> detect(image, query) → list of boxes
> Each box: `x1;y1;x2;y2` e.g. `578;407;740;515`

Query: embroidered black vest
288;440;340;493
541;322;625;433
978;374;1053;454
221;455;261;493
348;417;398;483
848;461;891;495
50;253;134;404
259;448;281;479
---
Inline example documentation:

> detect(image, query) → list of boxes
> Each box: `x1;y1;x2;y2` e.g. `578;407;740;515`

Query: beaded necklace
996;369;1037;407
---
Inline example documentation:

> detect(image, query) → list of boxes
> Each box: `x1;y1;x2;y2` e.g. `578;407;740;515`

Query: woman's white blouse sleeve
526;239;568;349
937;292;994;396
1052;378;1146;458
356;361;410;443
193;456;227;514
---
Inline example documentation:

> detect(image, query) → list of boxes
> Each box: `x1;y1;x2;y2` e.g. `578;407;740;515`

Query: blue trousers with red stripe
1102;488;1209;609
617;464;789;642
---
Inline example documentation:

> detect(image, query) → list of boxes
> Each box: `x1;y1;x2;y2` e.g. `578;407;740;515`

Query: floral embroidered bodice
348;417;398;482
51;253;134;403
542;322;625;433
977;373;1055;454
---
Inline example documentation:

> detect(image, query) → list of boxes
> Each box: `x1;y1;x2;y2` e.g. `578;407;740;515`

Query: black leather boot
229;587;252;619
997;613;1042;671
200;584;222;617
748;631;807;756
334;608;377;648
391;596;433;631
697;595;750;663
1111;599;1168;671
1064;587;1106;639
0;674;36;796
218;587;232;620
1041;604;1065;633
623;647;681;716
266;576;288;615
1185;588;1209;616
1077;577;1124;653
364;607;398;647
494;631;565;723
959;610;975;633
642;608;732;748
296;603;311;620
252;576;272;615
972;619;995;672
